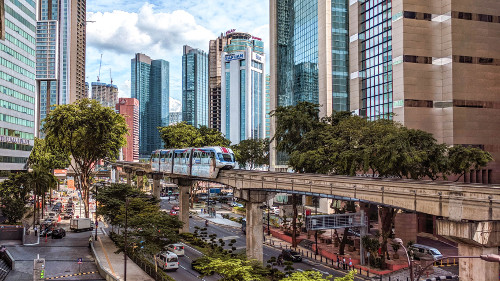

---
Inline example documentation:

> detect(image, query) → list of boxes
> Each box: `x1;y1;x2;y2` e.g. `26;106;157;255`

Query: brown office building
348;0;500;184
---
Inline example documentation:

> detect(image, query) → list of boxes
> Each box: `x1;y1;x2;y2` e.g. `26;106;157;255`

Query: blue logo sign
225;53;244;62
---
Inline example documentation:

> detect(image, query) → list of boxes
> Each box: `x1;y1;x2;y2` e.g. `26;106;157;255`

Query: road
161;199;366;281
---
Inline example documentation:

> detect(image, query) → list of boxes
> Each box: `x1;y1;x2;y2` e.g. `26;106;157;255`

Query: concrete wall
394;213;418;245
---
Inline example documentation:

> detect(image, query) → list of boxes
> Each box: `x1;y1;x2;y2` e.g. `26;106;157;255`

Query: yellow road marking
98;236;116;276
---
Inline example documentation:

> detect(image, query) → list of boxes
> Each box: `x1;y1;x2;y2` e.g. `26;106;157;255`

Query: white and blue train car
150;146;235;179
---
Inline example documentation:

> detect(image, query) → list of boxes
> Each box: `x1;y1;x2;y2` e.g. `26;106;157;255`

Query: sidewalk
92;229;153;281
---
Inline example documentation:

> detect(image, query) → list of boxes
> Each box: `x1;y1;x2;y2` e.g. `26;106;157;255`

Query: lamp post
394;238;413;281
94;182;103;240
124;197;130;281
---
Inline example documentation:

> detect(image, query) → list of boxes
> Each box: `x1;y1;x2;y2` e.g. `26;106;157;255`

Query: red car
169;209;178;216
172;206;180;211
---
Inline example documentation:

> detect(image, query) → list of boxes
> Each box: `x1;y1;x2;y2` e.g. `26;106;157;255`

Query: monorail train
150;146;236;178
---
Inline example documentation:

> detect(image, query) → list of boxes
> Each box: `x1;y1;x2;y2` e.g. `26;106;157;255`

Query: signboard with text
225;52;245;62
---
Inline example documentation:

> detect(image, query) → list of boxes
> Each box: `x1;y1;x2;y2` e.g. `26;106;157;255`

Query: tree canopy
231;138;270;169
0;173;32;223
159;122;231;148
42;98;128;218
97;183;182;257
193;257;259;281
272;102;492;180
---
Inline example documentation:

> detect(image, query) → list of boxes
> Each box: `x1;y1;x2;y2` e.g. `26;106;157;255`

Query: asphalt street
161;199;366;281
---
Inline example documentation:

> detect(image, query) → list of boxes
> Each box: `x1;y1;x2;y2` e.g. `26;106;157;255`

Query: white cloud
169;97;181;112
86;1;269;101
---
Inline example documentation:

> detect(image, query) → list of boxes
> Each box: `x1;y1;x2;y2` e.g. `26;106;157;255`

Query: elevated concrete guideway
215;170;500;222
109;161;500;279
110;161;500;221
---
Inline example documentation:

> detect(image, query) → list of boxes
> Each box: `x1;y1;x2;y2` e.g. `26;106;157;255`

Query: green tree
42;99;128;218
232;138;270;169
0;173;32;223
97;183;182;257
279;270;333;281
198;126;232;147
447;145;493;181
159;123;231;149
194;257;259;281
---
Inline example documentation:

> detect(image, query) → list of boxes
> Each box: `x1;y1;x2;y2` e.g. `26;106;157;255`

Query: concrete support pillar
124;167;133;186
151;173;162;199
246;201;264;262
235;190;274;263
179;184;190;233
114;167;120;183
458;244;499;281
437;219;500;281
136;170;145;190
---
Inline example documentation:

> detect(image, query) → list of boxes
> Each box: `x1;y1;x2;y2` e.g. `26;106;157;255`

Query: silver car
410;244;443;261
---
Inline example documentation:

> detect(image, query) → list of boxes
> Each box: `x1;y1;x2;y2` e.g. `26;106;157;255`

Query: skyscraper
0;0;36;170
182;45;208;128
265;75;271;139
209;31;238;131
91;82;118;108
269;0;350;168
36;0;87;135
131;53;169;158
116;98;139;162
349;0;500;184
221;32;266;144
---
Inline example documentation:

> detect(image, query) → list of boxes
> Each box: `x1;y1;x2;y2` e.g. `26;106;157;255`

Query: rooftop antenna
97;54;102;82
110;68;113;85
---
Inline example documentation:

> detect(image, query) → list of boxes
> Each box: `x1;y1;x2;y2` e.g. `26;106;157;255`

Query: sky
85;0;270;106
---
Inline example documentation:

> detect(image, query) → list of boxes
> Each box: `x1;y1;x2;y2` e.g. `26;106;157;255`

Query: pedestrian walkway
190;209;242;228
91;228;153;281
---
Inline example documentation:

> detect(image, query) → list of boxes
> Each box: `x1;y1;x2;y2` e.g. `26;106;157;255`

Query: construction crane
97;54;102;82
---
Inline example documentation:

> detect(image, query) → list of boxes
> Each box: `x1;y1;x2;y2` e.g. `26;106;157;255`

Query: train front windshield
217;153;233;162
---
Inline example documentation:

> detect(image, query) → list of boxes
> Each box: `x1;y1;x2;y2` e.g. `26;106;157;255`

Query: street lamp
394;238;413;281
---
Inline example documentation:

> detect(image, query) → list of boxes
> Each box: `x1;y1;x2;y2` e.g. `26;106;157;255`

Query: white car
156;251;179;271
166;243;185;257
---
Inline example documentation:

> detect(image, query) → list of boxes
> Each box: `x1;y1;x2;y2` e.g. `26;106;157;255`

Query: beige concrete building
349;0;500;184
91;82;118;108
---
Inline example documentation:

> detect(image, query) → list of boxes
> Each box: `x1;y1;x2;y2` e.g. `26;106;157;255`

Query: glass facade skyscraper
131;54;169;158
182;45;208;128
0;0;36;170
221;32;265;144
359;0;393;120
36;0;85;136
270;0;350;168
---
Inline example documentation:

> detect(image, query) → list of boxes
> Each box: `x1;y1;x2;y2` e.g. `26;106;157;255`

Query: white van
156;251;179;271
166;243;185;257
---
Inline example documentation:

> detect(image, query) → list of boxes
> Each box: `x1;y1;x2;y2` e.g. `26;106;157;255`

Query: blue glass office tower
36;0;85;136
0;0;36;170
221;32;265;144
270;0;350;168
131;53;169;158
182;45;208;128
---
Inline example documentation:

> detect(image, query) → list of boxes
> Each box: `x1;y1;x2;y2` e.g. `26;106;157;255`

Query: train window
217;153;233;162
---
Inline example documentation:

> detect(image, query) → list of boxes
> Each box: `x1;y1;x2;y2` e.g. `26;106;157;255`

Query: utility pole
124;198;129;281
